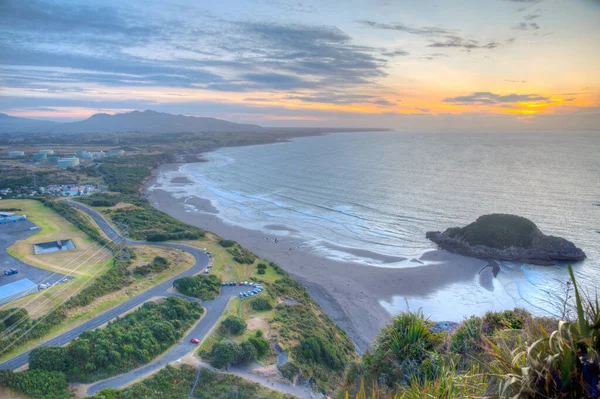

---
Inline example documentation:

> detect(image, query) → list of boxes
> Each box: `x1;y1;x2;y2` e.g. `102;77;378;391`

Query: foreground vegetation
339;265;600;399
28;297;203;382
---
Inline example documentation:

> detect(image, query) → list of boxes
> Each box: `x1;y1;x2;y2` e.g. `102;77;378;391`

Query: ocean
174;130;600;320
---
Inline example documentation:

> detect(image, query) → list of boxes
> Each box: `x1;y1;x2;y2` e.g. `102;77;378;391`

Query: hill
0;110;262;134
0;113;59;133
426;213;586;265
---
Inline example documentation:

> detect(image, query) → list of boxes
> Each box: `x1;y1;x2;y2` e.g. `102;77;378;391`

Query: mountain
0;113;59;133
0;110;262;134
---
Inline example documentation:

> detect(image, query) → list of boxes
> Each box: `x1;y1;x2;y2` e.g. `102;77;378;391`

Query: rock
426;214;586;265
430;321;459;334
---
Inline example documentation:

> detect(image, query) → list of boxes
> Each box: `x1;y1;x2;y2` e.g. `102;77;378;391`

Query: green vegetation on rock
445;213;540;249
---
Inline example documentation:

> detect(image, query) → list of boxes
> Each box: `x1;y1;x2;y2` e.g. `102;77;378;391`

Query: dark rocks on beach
426;214;586;266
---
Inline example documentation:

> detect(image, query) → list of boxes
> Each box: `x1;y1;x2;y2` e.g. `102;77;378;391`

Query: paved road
86;286;246;395
0;201;242;377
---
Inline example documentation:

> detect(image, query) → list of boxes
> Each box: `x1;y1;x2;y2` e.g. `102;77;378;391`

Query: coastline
144;163;489;352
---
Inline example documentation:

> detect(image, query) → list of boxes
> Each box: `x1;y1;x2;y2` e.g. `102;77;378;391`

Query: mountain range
0;110;262;134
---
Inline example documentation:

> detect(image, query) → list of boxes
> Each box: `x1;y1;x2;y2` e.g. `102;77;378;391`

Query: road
0;201;243;378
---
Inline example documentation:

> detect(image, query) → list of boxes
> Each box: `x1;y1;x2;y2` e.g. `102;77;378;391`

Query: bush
0;369;69;399
248;336;270;358
210;342;241;369
257;269;266;275
251;298;272;311
219;239;235;248
279;363;298;381
30;297;203;382
221;316;247;335
133;256;170;276
257;263;267;270
239;341;258;363
173;274;221;300
227;246;257;264
450;316;484;355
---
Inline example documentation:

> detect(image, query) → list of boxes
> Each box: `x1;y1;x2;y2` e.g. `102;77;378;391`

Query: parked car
239;293;244;298
4;269;18;276
190;338;200;344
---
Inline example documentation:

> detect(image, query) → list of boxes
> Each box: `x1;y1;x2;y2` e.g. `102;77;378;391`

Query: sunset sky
1;0;599;129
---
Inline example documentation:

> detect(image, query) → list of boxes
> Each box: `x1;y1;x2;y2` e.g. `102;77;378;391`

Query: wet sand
144;164;488;352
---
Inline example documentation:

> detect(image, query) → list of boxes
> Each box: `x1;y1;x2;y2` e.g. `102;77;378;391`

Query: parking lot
0;221;66;286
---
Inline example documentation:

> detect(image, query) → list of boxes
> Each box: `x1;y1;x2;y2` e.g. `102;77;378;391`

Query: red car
190;338;200;344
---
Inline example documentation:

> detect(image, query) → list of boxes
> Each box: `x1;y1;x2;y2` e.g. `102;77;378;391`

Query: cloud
288;94;397;106
357;20;453;36
443;92;550;104
382;49;410;57
427;36;500;50
0;1;389;92
513;22;540;30
419;53;450;60
524;10;542;20
358;20;503;52
0;0;160;46
504;79;527;83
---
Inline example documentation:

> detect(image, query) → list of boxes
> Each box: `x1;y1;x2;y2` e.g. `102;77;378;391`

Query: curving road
0;200;246;391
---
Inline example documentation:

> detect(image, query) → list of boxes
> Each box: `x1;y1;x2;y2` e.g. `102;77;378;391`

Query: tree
29;347;71;373
210;343;241;369
248;337;270;358
222;316;247;335
239;341;258;363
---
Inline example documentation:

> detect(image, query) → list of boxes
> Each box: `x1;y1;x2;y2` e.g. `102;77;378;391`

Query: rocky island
426;214;586;265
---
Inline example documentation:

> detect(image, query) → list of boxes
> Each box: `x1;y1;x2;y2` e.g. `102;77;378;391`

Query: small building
32;153;47;162
8;151;25;157
76;150;88;158
107;150;124;157
82;153;93;159
0;279;38;305
92;151;106;158
39;149;54;155
57;157;80;169
48;156;61;163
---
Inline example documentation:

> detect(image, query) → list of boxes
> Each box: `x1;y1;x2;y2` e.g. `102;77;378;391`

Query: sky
1;0;599;130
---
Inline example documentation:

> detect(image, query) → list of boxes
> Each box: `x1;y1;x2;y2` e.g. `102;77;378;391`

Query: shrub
257;269;266;275
248;336;270;358
279;363;298;381
450;316;484;355
219;239;236;248
221;316;247;335
133;256;170;276
0;369;69;399
173;274;221;300
30;297;203;382
210;342;241;369
239;341;258;363
257;263;267;270
251;298;272;311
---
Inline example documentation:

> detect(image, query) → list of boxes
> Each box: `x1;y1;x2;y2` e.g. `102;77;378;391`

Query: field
3;199;113;277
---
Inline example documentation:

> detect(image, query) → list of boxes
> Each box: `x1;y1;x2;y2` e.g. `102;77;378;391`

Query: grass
3;199;112;276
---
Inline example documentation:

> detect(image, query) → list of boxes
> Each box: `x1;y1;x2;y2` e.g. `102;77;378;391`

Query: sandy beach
144;164;489;352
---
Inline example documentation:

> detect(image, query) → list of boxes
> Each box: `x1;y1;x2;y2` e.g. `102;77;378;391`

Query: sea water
176;130;600;319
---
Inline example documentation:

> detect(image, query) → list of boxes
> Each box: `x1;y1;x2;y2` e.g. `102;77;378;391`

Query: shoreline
144;163;489;352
